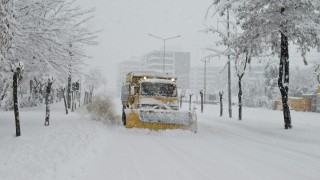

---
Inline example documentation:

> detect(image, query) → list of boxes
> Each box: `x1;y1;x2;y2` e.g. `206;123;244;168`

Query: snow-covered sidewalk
0;103;107;180
1;101;320;180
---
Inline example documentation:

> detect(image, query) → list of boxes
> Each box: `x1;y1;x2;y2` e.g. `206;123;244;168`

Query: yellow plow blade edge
125;109;197;133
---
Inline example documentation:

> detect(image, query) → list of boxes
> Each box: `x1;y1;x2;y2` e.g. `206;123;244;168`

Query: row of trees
207;0;320;129
0;0;98;136
240;63;318;108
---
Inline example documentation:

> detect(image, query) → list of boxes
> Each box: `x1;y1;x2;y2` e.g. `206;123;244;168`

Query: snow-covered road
1;100;320;180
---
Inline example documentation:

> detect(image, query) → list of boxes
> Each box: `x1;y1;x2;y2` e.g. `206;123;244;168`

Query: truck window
141;82;177;97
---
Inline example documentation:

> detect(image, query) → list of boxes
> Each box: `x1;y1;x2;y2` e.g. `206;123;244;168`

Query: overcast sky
77;0;318;89
77;0;215;88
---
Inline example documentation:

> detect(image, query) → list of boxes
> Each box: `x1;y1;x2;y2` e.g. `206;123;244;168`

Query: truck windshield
141;82;177;97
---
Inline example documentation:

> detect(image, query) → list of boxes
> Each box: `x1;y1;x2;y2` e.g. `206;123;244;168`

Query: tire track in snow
196;115;320;179
154;137;213;180
121;133;185;180
211;119;320;164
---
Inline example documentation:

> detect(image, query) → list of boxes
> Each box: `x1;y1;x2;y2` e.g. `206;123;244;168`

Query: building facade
245;65;265;83
141;50;190;90
190;66;228;95
189;65;265;102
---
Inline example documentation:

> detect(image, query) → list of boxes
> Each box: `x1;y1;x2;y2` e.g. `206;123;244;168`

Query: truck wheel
122;108;126;126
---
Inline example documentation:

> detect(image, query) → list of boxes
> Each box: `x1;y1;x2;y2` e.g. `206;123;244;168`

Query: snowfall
1;100;320;180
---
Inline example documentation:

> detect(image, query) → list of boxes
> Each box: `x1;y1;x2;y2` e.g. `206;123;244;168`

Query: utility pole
227;9;232;118
148;34;180;73
201;57;210;104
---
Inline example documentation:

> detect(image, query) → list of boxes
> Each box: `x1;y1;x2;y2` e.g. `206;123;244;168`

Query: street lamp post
227;9;232;118
216;9;233;118
201;57;210;104
148;34;180;73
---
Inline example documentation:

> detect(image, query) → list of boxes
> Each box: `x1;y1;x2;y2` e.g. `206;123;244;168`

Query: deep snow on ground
1;100;320;180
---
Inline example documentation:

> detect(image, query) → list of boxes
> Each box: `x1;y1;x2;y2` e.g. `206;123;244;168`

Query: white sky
77;0;319;89
77;0;215;88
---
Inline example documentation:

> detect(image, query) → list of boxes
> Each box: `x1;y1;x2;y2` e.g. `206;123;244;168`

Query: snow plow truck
121;71;197;133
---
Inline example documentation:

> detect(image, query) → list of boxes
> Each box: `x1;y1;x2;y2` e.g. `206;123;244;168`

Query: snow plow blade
125;109;197;133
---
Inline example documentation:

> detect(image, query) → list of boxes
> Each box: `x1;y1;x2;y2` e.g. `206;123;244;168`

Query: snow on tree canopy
209;0;320;61
1;0;97;111
11;62;24;72
0;0;14;63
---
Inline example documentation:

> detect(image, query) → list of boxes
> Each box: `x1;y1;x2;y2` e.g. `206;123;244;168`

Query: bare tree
11;62;24;136
58;85;69;114
235;52;250;120
44;76;54;126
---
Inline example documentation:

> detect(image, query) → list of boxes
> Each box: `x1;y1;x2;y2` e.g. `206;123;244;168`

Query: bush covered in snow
85;96;120;125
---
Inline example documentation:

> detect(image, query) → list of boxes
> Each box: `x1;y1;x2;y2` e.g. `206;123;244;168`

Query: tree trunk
278;31;292;129
71;91;74;112
39;86;43;104
238;77;243;121
189;94;192;111
73;93;76;110
219;92;223;117
67;75;71;109
45;81;53;126
227;9;232;118
86;92;88;104
228;60;232;118
78;88;81;108
13;71;21;136
29;80;33;96
89;87;93;103
200;92;203;113
63;88;68;114
0;82;9;102
86;92;88;105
